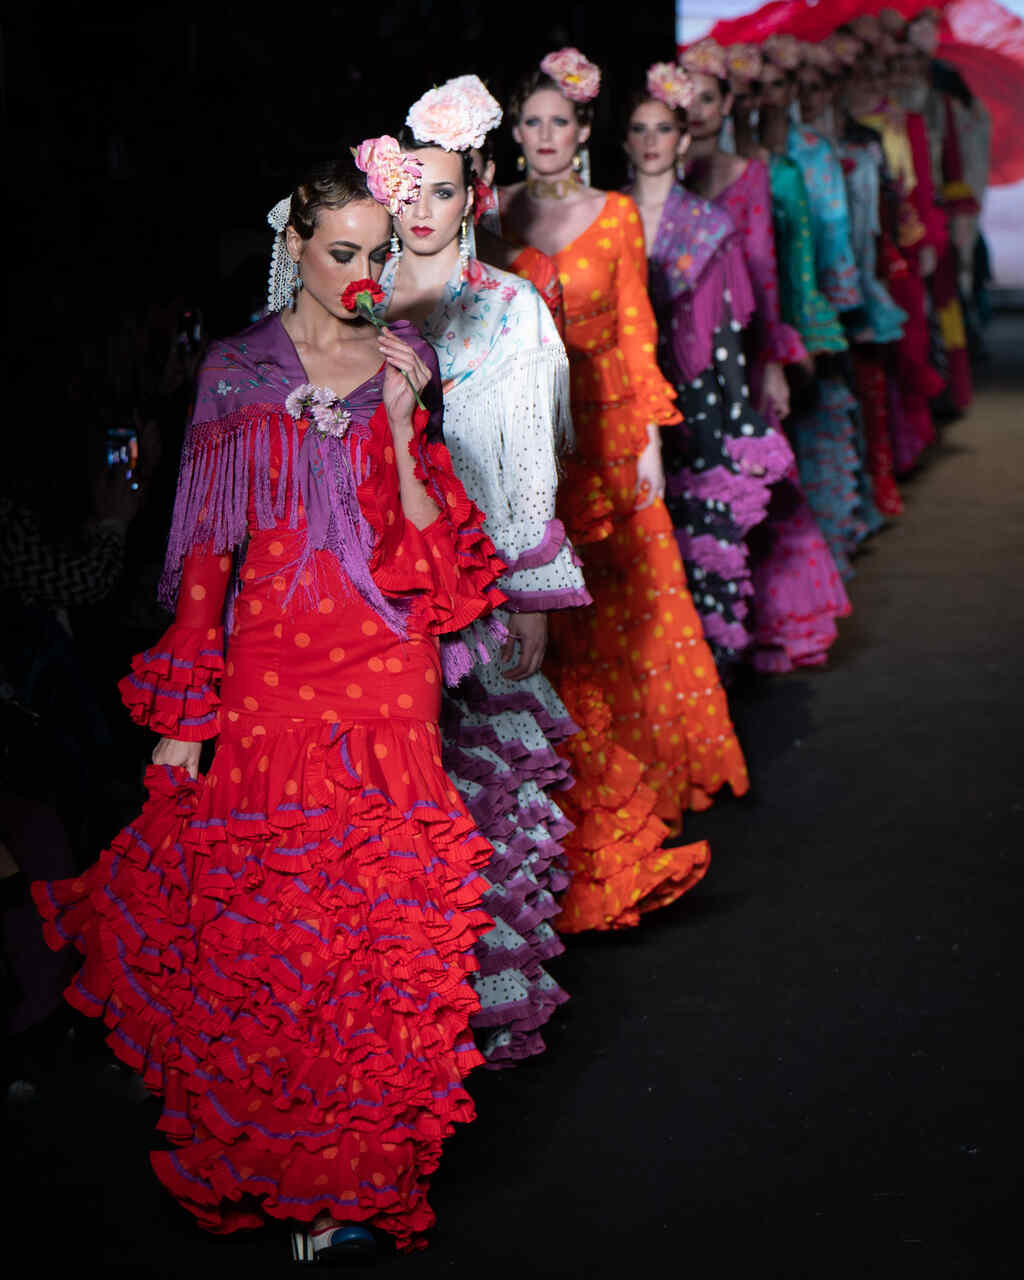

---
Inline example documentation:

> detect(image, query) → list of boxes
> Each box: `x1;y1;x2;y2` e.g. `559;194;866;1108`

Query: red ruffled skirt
33;711;493;1252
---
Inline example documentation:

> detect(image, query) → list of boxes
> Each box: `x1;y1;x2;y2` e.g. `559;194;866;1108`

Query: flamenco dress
856;101;945;475
32;315;507;1252
379;253;586;1064
642;181;794;679
713;159;850;671
837;123;908;519
785;125;884;575
529;191;753;930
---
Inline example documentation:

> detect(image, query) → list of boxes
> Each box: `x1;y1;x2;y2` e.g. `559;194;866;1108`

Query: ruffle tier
33;712;495;1252
119;624;226;741
750;476;852;673
442;655;577;1067
553;670;709;933
791;378;882;580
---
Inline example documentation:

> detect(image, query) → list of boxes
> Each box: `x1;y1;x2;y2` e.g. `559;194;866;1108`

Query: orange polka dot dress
544;194;749;928
32;316;506;1252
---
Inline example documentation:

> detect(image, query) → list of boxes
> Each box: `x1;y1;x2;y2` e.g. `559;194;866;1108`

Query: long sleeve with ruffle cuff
361;404;507;639
118;548;232;740
495;517;591;613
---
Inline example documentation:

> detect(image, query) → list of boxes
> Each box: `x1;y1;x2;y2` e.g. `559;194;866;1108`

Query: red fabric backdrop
685;0;1024;184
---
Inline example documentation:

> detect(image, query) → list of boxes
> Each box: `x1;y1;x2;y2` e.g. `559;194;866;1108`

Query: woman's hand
762;361;791;421
152;736;202;778
379;328;430;432
635;425;665;511
501;612;548;680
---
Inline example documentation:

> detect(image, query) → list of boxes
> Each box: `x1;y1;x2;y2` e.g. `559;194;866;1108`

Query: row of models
32;17;983;1264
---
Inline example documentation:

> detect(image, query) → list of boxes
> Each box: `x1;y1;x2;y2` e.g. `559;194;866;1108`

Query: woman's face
685;73;732;142
514;88;588;177
759;62;792;113
797;68;829;123
846;59;886;114
287;200;391;320
625;99;686;178
394;147;471;257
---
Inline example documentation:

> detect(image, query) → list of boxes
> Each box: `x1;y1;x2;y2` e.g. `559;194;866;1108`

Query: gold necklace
526;174;585;200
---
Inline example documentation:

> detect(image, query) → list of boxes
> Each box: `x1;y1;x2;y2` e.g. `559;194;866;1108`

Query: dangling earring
389;229;402;256
459;216;470;278
571;152;582;172
292;261;303;301
516;154;526;172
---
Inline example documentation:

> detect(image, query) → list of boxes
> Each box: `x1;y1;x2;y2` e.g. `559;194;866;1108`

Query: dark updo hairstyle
506;69;596;129
289;155;374;240
396;126;475;190
623;87;688;139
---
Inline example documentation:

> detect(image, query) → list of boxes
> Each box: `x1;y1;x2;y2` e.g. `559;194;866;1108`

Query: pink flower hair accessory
406;74;503;152
825;32;864;68
352;136;422;216
762;32;802;73
539;47;601;103
646;62;694;112
725;43;764;90
681;39;729;82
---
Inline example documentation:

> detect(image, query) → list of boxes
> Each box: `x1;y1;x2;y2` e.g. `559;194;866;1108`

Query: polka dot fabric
544;193;748;928
39;383;507;1251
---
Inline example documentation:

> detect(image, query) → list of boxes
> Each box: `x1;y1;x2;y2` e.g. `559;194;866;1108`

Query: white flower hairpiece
406;74;503;152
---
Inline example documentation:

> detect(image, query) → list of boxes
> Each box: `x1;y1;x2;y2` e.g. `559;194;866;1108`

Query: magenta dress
709;158;851;672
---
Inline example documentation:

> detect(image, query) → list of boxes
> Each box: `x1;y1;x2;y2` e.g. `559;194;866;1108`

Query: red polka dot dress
32;316;506;1252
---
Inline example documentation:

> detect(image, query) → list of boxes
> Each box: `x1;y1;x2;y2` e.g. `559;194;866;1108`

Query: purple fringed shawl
638;183;756;384
159;314;443;641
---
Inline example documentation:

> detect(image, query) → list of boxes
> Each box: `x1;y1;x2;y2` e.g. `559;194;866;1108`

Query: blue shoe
292;1223;377;1265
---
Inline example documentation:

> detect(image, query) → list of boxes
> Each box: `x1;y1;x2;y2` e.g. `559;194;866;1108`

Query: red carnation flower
341;279;386;313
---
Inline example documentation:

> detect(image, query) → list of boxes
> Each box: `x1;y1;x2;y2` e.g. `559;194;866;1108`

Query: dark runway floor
6;319;1022;1279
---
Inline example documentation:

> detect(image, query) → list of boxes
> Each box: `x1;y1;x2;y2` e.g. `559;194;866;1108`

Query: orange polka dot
294;632;310;648
385;658;402;674
284;780;298;796
379;703;390;717
329;647;345;663
226;661;235;677
396;694;413;710
346;683;363;699
243;696;259;711
241;736;253;749
230;767;242;783
272;576;286;592
298;685;315;701
384;446;395;463
257;756;270;772
385;509;396;525
249;599;262;615
227;710;240;722
218;555;232;571
321;709;338;722
318;599;335;614
408;727;418;743
190;584;206;601
268;540;284;556
300;570;313;587
424;668;436;683
414;559;429;573
243;567;256;581
373;743;388;759
273;623;283;638
252;724;266;735
263;671;279;687
361;620;378;636
368;657;384;672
